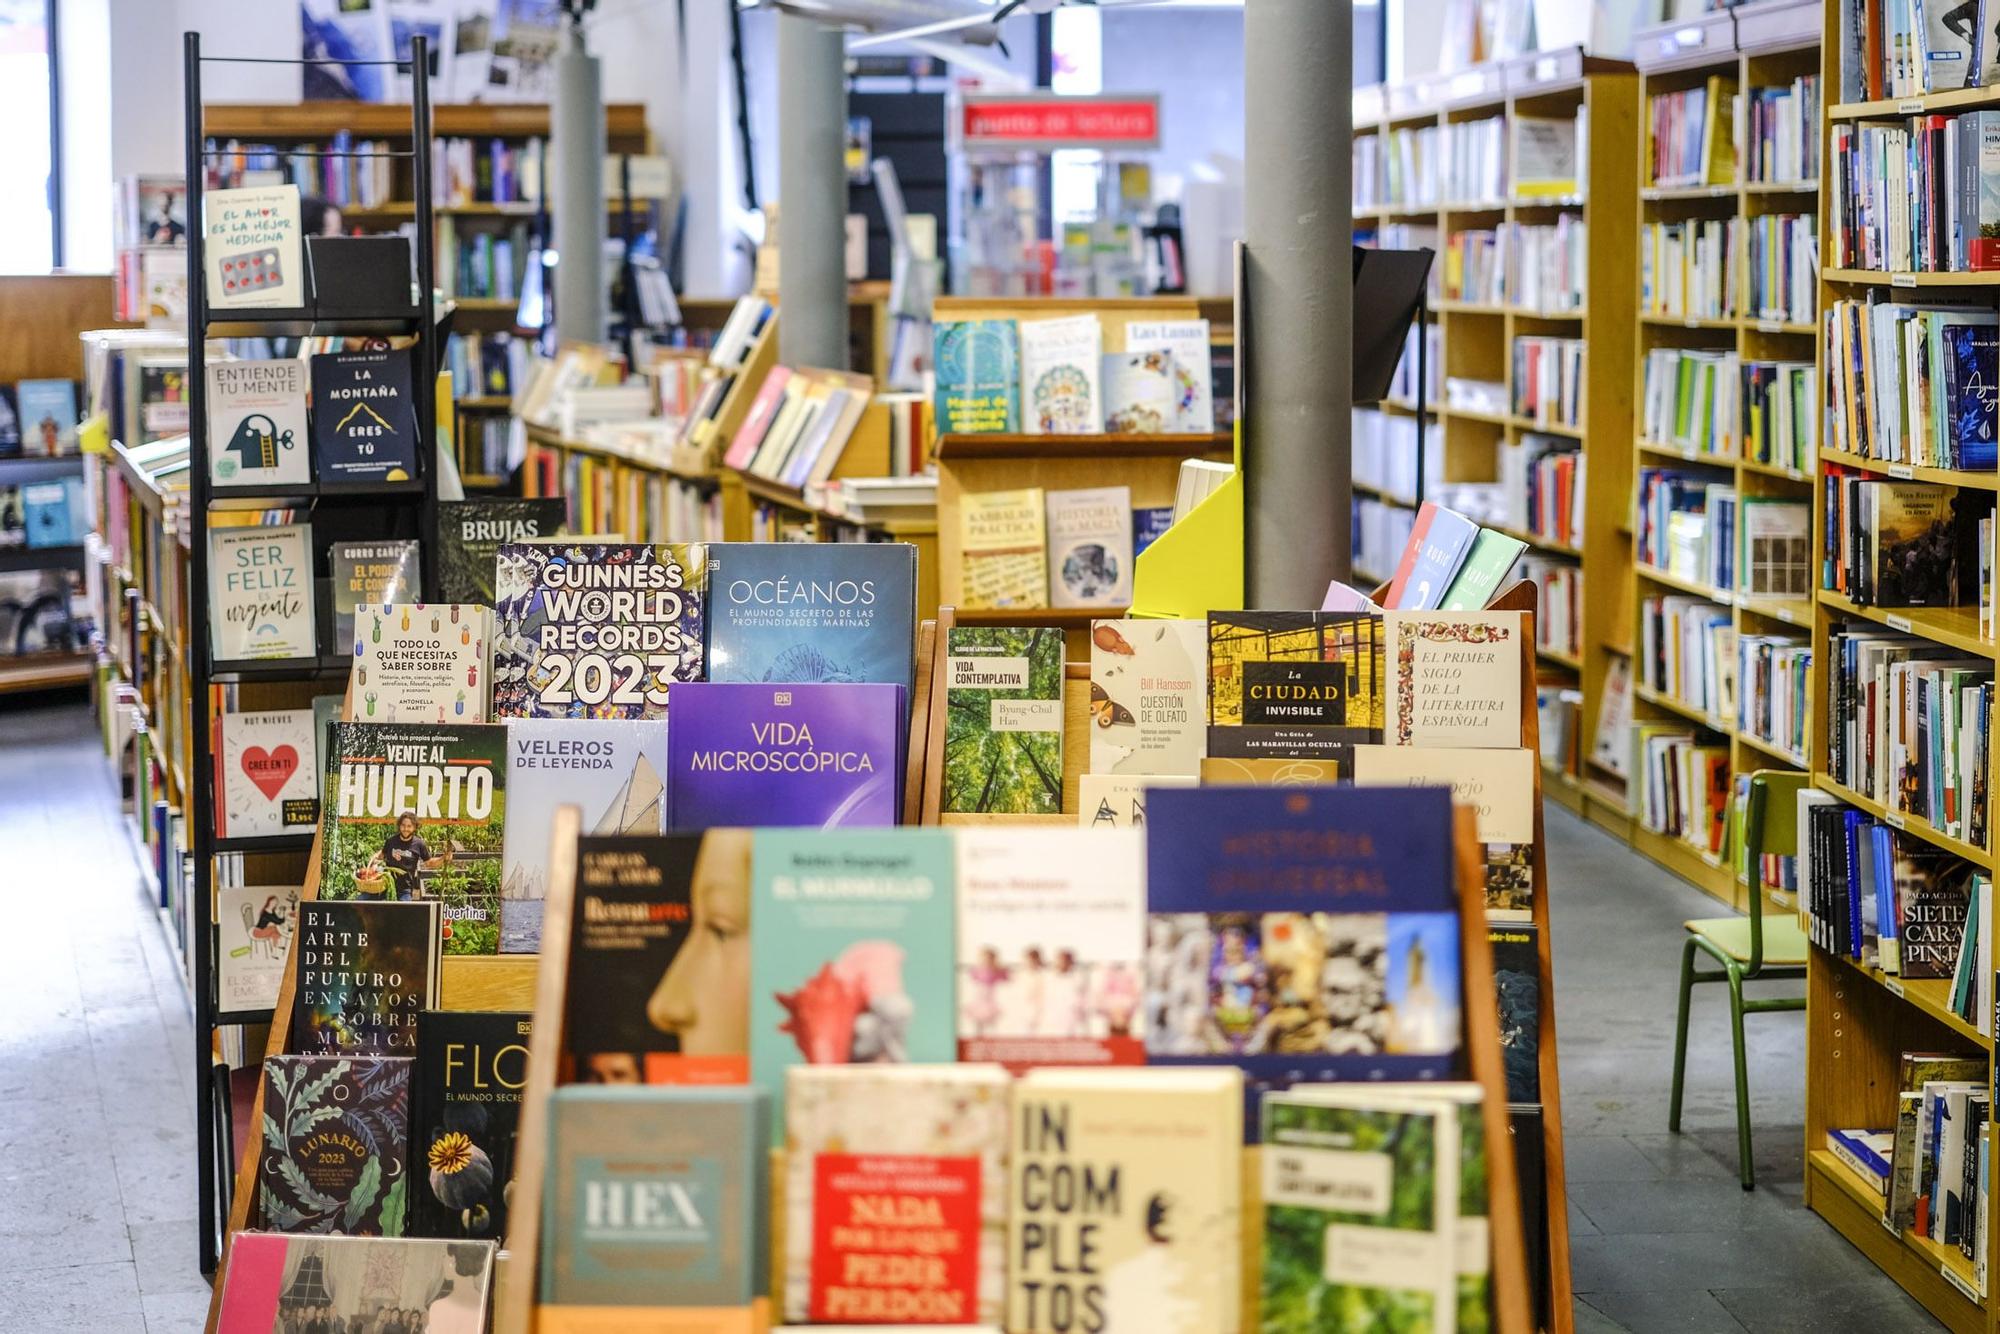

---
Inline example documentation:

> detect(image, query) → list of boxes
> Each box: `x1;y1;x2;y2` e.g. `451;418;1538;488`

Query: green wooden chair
1668;769;1810;1189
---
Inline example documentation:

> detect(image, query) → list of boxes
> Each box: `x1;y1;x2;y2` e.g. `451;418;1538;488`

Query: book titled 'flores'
312;349;417;482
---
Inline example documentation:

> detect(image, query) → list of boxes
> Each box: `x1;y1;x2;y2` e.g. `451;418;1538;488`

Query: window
0;0;57;273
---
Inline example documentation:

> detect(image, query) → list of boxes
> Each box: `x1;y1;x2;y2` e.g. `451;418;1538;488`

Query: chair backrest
1742;769;1808;974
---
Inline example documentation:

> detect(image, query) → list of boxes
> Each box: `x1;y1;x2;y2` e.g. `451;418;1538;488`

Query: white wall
1100;8;1244;203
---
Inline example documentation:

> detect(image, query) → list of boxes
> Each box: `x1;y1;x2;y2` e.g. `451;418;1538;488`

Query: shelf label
1684;317;1702;329
1888;463;1915;479
1755;318;1782;333
1672;25;1705;47
1942;1263;1979;1303
1886;613;1914;632
1884;977;1905;998
1882;810;1906;830
1534;55;1559;81
1891;273;1918;288
1898;99;1925;114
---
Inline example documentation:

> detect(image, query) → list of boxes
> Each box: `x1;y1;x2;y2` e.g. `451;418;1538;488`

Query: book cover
707;542;918;692
1100;349;1179;434
666;682;905;830
492;541;707;720
311;349;419;483
218;707;320;838
723;364;794;470
437;497;565;604
256;1055;413;1235
502;718;669;954
348;603;493;724
317;721;507;956
1046;486;1134;608
1490;922;1541;1103
202;183;304;309
20;481;79;546
1124;319;1215;433
1145;787;1461;1099
210;524;317;661
217;1233;496;1331
1076;773;1198;828
1384;610;1525;749
1008;1068;1243;1333
934;319;1021;435
218;885;298;1014
1351;745;1537;845
0;386;16;454
409;1010;533;1242
14;378;78;456
1898;841;1976;979
1020;315;1104;435
784;1064;1011;1326
955;827;1146;1068
1207;611;1386;757
567;832;752;1086
292;900;441;1056
209;359;310;486
1944;323;1999;470
959;487;1048;609
943;626;1064;815
749;828;956;1141
134;356;188;443
1384;502;1482;611
1133;506;1175;556
1871;484;1965;606
331;540;419;648
1438;529;1526;610
1197;756;1344;785
540;1085;770;1315
1089;619;1204;776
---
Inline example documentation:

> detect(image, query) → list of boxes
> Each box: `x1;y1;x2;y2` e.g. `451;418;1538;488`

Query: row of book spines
1829;113;2000;272
1820;631;1992;845
1632;724;1730;853
1646;78;1737;188
1798;800;1984;986
1823;299;2000;470
1821;475;1991;607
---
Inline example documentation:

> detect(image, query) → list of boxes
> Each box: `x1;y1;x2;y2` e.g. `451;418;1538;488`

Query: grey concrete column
552;23;606;345
777;12;850;370
1244;0;1352;603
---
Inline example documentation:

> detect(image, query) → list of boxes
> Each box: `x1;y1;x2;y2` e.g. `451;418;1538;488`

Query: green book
933;319;1021;434
1439;529;1528;610
941;626;1064;815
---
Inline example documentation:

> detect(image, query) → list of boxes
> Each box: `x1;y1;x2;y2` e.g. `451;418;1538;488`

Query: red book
723;365;793;471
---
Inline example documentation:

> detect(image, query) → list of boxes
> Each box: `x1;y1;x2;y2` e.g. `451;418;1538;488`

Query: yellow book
959;487;1048;609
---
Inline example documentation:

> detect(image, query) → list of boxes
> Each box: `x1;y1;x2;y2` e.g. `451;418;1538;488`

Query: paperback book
217;708;320;838
1124;319;1215;433
1020;314;1103;434
255;1055;412;1235
1490;922;1541;1103
218;885;297;1014
346;603;493;724
666;681;904;829
311;349;419;483
1207;611;1386;758
707;541;918;692
1046;485;1133;608
15;379;78;456
1385;502;1482;610
408;1010;533;1241
210;524;317;661
1100;349;1179;434
317;722;508;955
217;1234;496;1331
1088;618;1205;776
292;899;441;1055
1197;756;1344;785
959;487;1048;609
934;319;1022;435
501;717;669;953
330;540;419;647
202;183;304;309
943;626;1065;815
1384;610;1525;749
956;827;1146;1068
1075;773;1198;828
437;497;564;604
208;359;309;486
492;541;707;720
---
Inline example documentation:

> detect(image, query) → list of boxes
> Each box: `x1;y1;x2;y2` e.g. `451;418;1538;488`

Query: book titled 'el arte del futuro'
666;681;905;829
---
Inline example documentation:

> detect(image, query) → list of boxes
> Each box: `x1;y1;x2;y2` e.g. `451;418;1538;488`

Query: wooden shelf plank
1820;952;1992;1052
1816;589;1993;658
1813;774;1992;871
933;432;1232;461
1819;448;2000;491
1807;1151;1987;1329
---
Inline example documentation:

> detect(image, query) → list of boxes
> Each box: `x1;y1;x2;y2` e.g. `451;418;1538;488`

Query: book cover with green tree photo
942;625;1063;814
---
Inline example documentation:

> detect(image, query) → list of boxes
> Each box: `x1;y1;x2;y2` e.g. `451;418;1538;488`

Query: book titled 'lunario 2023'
666;682;906;830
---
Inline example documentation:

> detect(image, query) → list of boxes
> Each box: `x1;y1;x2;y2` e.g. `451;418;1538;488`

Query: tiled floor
0;694;1951;1332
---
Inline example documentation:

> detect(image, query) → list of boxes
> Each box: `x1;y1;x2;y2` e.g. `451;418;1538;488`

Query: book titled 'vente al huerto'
666;681;905;829
409;1009;532;1242
255;1054;412;1235
291;899;440;1056
310;348;418;482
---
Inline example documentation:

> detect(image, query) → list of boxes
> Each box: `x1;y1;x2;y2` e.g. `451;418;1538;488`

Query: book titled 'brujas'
666;682;905;830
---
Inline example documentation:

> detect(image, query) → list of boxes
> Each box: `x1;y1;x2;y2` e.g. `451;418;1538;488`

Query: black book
437;497;565;604
1490;923;1541;1103
564;834;703;1084
408;1010;532;1242
310;348;419;483
1509;1104;1550;1332
291;900;441;1056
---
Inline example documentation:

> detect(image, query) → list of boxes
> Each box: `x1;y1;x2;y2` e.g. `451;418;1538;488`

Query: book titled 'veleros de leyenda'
667;682;905;830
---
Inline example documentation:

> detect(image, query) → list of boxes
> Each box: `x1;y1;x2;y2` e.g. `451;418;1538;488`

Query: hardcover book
1020;314;1103;435
1076;773;1198;828
1046;486;1133;608
1145;787;1462;1101
666;682;905;830
347;603;493;724
218;708;321;838
202;183;304;309
218;885;297;1014
955;827;1146;1068
210;524;317;661
1384;502;1482;611
1439;529;1526;610
502;718;669;953
1007;1068;1244;1333
1100;349;1179;434
707;542;918;692
943;626;1065;815
15;378;79;456
934;319;1021;435
1384;610;1525;749
1089;618;1205;776
567;832;752;1086
209;359;310;486
409;1010;533;1242
311;349;419;483
292;900;441;1055
331;540;419;647
784;1064;1011;1326
256;1055;413;1235
1944;323;1998;469
1124;319;1215;433
1490;922;1541;1103
217;1233;496;1331
317;722;508;956
437;497;565;604
492;542;707;720
1207;611;1386;756
1898;841;1976;980
749;828;956;1141
959;487;1048;609
540;1085;770;1317
1870;484;1972;607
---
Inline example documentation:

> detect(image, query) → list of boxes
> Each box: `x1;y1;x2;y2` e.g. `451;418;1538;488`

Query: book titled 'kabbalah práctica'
437;497;565;604
943;626;1064;815
409;1010;532;1242
317;722;508;956
707;541;918;692
1144;786;1462;1113
218;1234;496;1331
492;541;706;720
256;1054;413;1235
292;900;440;1056
666;682;905;830
347;602;493;724
310;348;418;482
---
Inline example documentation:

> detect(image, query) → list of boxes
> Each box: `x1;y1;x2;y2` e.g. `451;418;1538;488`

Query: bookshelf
1351;47;1641;838
1801;0;2000;1324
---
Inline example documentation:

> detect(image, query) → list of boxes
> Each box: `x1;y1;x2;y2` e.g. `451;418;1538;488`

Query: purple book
666;682;906;829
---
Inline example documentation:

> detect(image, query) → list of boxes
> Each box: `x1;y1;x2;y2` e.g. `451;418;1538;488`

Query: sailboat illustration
594;753;665;833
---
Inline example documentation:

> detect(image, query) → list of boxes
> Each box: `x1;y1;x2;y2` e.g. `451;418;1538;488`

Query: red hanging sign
960;94;1162;151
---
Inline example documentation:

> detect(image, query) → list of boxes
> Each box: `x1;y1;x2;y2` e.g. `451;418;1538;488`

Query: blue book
933;319;1020;434
1945;324;1998;470
1145;786;1461;1131
1384;501;1481;610
14;379;78;455
309;348;419;482
666;681;906;830
21;480;77;547
706;542;917;694
1843;809;1867;959
1133;505;1175;556
748;828;956;1143
1870;822;1897;970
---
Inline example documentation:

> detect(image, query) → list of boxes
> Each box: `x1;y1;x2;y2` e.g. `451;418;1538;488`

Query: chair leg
1728;964;1754;1191
1669;936;1699;1134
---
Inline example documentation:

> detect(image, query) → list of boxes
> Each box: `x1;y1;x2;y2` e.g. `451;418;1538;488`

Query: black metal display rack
183;31;441;1275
